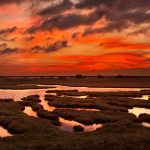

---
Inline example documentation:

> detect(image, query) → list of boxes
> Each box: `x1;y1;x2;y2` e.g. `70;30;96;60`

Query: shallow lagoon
0;85;148;101
0;85;150;133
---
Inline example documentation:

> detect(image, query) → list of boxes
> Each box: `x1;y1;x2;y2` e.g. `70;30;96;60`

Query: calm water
0;85;148;101
58;108;100;111
23;107;37;117
0;85;149;101
128;107;150;117
0;85;150;132
23;106;102;132
38;85;144;92
0;127;12;137
142;122;150;128
134;95;150;100
58;117;102;132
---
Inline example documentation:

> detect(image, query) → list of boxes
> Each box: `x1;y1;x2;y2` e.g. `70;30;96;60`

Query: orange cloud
101;37;150;50
56;53;150;71
1;1;150;75
13;53;149;72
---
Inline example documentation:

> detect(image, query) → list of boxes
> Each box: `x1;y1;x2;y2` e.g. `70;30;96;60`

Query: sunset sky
0;0;150;76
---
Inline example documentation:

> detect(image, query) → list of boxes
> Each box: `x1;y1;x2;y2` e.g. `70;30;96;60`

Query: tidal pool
128;107;150;117
23;107;37;117
0;85;149;101
23;106;102;132
142;122;150;128
59;117;102;132
0;126;12;138
61;95;88;99
0;85;150;132
38;85;145;92
134;95;150;100
58;108;100;112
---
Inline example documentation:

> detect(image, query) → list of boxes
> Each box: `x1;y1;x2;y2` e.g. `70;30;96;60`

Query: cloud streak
31;40;68;53
26;0;150;36
0;47;18;55
0;0;150;75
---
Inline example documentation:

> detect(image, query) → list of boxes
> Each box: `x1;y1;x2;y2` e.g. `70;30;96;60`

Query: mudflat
0;76;150;88
0;76;149;149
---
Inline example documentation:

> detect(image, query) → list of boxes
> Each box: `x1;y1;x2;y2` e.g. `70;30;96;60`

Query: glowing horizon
0;0;150;76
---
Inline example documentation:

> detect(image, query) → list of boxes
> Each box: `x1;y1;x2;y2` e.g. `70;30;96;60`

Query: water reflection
61;95;88;99
0;126;12;137
39;93;56;112
134;95;150;100
23;106;102;132
59;117;102;132
0;85;149;101
128;107;150;117
142;122;150;128
38;85;145;92
40;100;56;112
76;96;88;99
23;107;37;117
0;85;150;132
0;89;48;101
59;108;100;112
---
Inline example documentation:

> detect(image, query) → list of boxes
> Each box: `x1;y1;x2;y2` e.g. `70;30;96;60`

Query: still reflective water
61;95;88;99
128;107;150;117
0;85;150;132
0;126;12;137
142;122;150;128
59;108;100;112
23;107;37;117
0;85;148;101
134;95;150;100
23;106;102;132
38;85;144;92
59;117;102;132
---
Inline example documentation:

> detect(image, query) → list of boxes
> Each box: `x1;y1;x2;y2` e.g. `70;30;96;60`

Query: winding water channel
0;85;150;135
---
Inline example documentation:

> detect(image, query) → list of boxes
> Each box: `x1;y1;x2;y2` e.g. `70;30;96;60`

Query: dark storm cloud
76;0;150;10
25;0;150;35
24;36;35;41
0;27;17;37
0;43;7;49
81;0;150;36
45;40;68;52
27;9;105;33
75;0;116;9
0;0;51;6
0;0;21;5
119;12;150;24
129;27;150;36
71;32;80;39
112;0;150;12
83;20;130;36
25;26;37;34
31;45;43;53
31;40;68;53
83;10;150;36
0;47;18;55
38;0;73;16
41;9;104;30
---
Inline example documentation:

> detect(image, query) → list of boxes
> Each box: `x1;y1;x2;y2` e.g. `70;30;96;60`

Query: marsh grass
0;76;150;149
45;95;128;112
19;101;43;111
53;109;137;125
37;110;61;126
21;95;41;103
0;96;149;149
73;125;84;132
46;90;78;94
139;114;150;122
